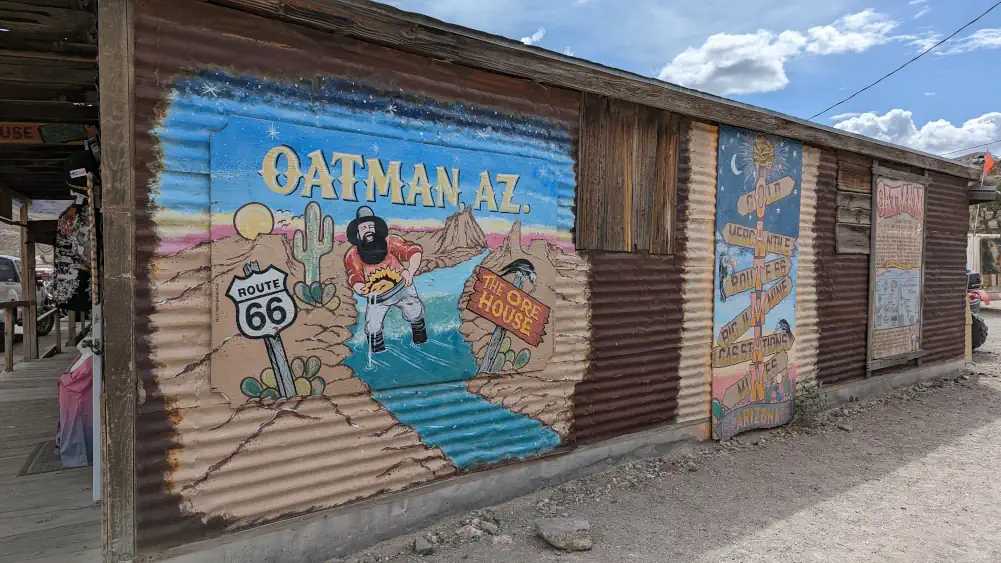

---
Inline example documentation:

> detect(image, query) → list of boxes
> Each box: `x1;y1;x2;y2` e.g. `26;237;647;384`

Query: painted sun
233;202;275;240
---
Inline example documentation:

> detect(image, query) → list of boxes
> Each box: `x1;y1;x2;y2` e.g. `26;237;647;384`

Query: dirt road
340;308;1001;563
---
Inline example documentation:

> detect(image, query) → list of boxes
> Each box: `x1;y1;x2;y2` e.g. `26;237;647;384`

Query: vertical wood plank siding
577;93;678;253
816;147;870;385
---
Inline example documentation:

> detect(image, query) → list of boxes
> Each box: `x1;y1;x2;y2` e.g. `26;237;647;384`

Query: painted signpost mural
149;69;587;523
712;126;803;441
870;176;925;360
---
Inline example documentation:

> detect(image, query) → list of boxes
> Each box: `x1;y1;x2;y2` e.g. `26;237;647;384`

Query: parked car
0;255;56;338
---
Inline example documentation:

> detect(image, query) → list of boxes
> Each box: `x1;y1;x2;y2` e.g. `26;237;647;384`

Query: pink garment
57;353;93;467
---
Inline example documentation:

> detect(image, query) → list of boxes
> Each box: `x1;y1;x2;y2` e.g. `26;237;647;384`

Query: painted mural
711;126;803;441
150;70;587;523
871;176;925;360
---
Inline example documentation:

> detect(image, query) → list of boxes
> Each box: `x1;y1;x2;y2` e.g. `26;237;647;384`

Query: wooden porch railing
1;300;29;372
38;307;60;359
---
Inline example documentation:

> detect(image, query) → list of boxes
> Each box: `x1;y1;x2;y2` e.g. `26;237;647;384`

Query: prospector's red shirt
344;235;422;287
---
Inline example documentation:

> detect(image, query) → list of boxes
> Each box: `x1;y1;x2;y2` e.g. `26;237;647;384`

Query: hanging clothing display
53;198;91;312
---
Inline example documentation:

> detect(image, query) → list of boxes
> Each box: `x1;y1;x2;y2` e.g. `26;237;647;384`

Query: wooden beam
0;1;96;43
868;350;928;372
51;306;61;354
20;204;37;360
836;192;870;211
0;48;96;63
202;0;980;181
0;62;97;86
0;81;98;103
836;223;870;254
0;36;98;57
872;165;931;185
0;180;30;204
0;100;99;123
836;206;871;226
98;0;136;559
4;303;12;372
0;191;10;221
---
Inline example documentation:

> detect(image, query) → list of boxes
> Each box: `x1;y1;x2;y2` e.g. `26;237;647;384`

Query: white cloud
659;30;807;95
829;112;864;121
805;9;897;55
904;33;939;51
658;10;896;96
573;0;594;5
520;26;546;45
833;109;1001;154
909;0;927;4
563;46;575;56
939;28;1001;54
914;7;931;18
925;91;936;96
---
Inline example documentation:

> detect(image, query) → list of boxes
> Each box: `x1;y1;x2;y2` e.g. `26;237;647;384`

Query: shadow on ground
345;365;1001;563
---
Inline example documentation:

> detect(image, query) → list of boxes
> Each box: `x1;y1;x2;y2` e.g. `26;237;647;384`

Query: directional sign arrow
716;276;794;348
723;256;792;297
721;223;797;257
719;350;791;409
737;176;796;216
712;330;796;368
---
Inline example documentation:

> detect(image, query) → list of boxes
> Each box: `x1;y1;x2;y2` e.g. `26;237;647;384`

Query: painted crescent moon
731;154;742;176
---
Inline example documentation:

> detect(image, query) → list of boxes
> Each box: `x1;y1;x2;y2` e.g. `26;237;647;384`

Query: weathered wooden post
477;260;537;374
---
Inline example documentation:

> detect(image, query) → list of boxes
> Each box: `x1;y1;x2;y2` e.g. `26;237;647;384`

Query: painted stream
343;252;561;469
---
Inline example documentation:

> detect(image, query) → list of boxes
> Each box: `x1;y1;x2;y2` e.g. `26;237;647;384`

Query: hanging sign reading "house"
467;267;550;346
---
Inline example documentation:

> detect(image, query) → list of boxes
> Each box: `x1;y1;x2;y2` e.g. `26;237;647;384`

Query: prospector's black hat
346;206;389;246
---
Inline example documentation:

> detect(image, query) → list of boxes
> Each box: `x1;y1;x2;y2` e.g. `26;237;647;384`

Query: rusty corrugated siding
815;148;868;385
922;172;968;364
794;147;821;387
571;120;713;442
675;121;716;424
134;0;587;552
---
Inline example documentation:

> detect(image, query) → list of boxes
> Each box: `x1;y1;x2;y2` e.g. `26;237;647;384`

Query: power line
940;139;996;156
809;0;1001;121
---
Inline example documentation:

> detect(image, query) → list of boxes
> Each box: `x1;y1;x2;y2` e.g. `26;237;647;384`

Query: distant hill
0;200;70;266
957;152;1001;185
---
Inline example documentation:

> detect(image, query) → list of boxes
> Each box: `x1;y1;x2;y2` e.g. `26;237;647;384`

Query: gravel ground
335;308;1001;563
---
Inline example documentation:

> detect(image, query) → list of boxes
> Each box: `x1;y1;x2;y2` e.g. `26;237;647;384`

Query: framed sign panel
867;166;928;371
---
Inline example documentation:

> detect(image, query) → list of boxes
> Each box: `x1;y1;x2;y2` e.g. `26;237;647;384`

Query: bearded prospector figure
344;206;427;353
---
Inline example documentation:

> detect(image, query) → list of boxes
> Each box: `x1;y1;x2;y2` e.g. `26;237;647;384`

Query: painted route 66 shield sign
226;265;297;339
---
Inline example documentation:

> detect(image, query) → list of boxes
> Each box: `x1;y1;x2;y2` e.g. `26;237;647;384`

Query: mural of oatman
344;205;427;352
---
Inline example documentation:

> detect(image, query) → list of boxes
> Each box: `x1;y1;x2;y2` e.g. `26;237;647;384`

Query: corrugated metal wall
815;148;869;385
134;0;587;551
922;172;969;364
571;120;714;442
794;147;821;388
675;121;716;424
126;0;973;554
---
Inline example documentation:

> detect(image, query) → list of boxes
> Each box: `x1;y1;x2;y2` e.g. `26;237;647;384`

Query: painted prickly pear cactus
241;355;326;400
292;201;340;308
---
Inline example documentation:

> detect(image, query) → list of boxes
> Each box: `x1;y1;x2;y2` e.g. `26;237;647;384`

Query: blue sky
382;0;1001;157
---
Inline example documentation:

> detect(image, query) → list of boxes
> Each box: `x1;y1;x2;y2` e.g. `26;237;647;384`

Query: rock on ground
536;518;592;551
413;536;434;556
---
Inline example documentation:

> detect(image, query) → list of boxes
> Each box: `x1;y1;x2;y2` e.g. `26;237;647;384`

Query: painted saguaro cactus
292;202;340;308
